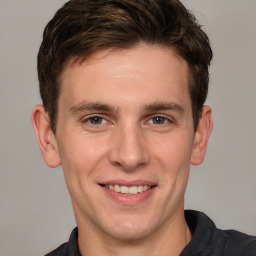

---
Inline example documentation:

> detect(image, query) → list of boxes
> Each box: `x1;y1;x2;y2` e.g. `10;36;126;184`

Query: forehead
59;43;191;110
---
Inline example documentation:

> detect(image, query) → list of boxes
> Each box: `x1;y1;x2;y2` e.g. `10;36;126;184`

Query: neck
76;206;192;256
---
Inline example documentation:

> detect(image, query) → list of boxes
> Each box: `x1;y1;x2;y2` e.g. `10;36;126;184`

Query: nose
109;124;150;172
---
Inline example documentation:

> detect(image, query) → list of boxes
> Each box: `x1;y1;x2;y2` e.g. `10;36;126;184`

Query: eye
149;116;169;125
83;116;107;125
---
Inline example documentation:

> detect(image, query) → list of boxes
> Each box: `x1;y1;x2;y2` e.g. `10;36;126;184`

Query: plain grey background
0;1;255;255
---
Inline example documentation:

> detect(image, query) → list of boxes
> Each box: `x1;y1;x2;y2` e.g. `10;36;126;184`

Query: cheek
57;134;110;207
57;132;108;180
151;133;194;184
154;133;193;165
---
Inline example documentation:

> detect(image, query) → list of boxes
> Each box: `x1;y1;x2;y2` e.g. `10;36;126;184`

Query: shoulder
45;242;69;256
44;227;80;256
183;210;256;256
214;228;256;255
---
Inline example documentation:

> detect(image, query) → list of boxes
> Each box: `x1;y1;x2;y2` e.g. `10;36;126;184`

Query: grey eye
152;116;166;124
89;116;104;124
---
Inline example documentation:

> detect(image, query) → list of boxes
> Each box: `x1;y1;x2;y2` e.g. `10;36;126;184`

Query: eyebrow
69;101;184;115
69;101;116;114
143;102;184;113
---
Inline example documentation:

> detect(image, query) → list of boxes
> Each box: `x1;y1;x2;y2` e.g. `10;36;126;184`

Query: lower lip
101;186;157;205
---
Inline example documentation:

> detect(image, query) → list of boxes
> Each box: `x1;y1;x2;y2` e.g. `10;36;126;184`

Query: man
32;0;256;255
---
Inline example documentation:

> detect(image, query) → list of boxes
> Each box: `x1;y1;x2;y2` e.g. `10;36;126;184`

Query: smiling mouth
102;184;153;195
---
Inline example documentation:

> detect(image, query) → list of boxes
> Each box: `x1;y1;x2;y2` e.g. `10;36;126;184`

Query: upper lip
99;180;157;187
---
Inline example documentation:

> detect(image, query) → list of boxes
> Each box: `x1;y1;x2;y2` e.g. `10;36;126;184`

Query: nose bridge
109;120;150;171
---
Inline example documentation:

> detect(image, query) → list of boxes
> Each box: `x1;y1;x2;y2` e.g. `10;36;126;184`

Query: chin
102;215;156;242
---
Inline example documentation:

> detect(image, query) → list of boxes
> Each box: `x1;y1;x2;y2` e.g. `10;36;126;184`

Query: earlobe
190;105;213;165
31;105;61;168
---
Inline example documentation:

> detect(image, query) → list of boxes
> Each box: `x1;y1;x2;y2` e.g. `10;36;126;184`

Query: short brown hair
38;0;212;133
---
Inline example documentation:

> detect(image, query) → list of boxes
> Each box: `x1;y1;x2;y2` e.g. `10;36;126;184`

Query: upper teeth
105;185;151;195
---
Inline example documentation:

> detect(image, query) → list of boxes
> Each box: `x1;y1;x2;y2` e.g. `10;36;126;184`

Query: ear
190;105;213;165
31;105;61;168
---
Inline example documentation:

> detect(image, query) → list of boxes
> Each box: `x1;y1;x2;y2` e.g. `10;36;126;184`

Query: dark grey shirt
45;210;256;256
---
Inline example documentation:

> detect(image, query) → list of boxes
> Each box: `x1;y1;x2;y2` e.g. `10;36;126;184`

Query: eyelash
147;115;173;125
82;115;108;125
81;114;174;127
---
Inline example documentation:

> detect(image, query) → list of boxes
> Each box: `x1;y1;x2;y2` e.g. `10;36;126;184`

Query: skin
32;43;212;256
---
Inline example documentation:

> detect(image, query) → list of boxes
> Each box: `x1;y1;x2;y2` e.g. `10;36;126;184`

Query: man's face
52;44;206;240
